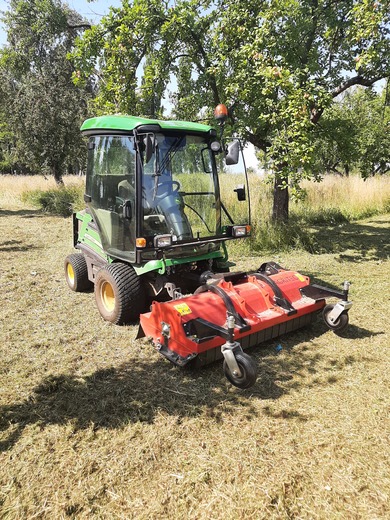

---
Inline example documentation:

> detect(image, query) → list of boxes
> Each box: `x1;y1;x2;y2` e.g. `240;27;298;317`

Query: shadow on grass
312;220;390;261
0;239;41;252
0;317;380;452
331;323;385;340
0;209;45;217
306;317;384;341
0;359;251;451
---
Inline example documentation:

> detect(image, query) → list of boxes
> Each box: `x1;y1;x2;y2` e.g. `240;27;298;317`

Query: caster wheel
223;352;257;389
323;304;349;332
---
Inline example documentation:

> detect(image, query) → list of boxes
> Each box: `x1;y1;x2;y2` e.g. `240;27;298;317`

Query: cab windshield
141;134;218;242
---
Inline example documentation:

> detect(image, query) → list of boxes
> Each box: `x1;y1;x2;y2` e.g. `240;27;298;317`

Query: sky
0;0;122;45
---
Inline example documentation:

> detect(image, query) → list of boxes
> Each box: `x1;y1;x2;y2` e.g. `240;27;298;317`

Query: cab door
85;135;137;261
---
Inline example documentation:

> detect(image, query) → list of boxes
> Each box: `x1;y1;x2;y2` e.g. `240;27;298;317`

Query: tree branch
187;28;220;105
331;75;384;98
246;132;271;152
310;74;386;124
67;23;92;31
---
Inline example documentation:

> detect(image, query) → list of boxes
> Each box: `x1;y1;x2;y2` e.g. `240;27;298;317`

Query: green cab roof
81;114;214;134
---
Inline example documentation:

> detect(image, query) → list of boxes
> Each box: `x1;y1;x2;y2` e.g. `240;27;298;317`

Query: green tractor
65;111;251;324
65;110;352;388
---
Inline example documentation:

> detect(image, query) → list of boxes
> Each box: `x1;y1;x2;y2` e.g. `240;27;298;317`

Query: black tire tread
323;304;349;332
223;352;257;389
65;253;92;292
95;263;145;324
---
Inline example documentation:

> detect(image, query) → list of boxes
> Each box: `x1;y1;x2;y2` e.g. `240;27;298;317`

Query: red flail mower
139;263;352;389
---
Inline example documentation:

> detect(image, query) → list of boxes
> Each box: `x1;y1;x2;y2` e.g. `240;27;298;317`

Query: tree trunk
52;165;64;185
272;175;289;223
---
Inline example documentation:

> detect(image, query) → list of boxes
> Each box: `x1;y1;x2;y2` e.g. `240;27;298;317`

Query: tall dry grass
243;174;390;252
0;174;84;210
298;175;390;222
221;173;390;227
0;173;389;251
1;173;388;218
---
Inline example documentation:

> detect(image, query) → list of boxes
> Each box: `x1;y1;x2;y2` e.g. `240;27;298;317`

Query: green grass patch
22;184;84;216
251;219;319;253
293;207;349;226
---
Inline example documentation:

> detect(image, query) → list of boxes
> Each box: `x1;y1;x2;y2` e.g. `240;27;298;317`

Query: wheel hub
67;264;75;284
101;281;115;312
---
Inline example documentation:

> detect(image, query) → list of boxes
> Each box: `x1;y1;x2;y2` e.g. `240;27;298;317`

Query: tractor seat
118;178;135;200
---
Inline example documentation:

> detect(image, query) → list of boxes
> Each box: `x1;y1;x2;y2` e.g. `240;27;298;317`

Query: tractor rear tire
223;352;257;389
95;263;145;325
64;254;93;292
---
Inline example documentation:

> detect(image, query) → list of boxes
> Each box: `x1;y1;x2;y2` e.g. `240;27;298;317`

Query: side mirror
225;140;240;165
234;184;246;201
143;134;155;163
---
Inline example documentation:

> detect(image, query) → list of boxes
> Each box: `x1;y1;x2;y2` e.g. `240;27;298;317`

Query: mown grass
0;175;389;518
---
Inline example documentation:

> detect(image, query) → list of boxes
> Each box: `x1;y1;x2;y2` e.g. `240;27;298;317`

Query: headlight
232;225;251;237
154;234;173;248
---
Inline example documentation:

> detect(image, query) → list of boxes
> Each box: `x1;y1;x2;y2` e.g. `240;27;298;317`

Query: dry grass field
0;175;389;519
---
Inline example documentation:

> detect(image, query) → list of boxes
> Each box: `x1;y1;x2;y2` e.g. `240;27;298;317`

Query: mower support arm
300;281;350;302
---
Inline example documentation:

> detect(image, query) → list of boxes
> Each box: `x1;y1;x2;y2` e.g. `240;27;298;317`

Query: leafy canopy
73;0;390;218
0;0;91;180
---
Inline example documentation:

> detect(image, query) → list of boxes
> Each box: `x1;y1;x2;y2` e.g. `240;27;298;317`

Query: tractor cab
79;115;250;270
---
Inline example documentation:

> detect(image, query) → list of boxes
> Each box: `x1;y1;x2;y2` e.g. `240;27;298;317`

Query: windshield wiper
152;136;184;201
152;144;160;200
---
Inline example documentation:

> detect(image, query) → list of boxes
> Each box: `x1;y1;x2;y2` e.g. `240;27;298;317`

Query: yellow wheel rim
67;263;75;285
101;281;115;312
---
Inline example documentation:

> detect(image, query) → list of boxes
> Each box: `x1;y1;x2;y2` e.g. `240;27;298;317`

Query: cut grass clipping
0;174;389;518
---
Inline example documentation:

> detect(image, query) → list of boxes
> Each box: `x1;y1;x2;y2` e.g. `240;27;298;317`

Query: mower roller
65;106;353;389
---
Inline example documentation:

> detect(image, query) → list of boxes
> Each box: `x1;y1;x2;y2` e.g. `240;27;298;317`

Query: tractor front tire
95;263;145;325
64;254;93;292
223;352;258;389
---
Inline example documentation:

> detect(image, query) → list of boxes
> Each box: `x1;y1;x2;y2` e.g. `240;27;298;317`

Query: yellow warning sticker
173;303;192;316
296;273;306;282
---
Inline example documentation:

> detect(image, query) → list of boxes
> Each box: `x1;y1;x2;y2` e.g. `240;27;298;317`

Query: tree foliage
73;1;390;218
313;85;390;177
0;0;92;182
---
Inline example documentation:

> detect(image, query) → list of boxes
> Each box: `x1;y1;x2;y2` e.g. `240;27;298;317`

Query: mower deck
139;266;347;370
